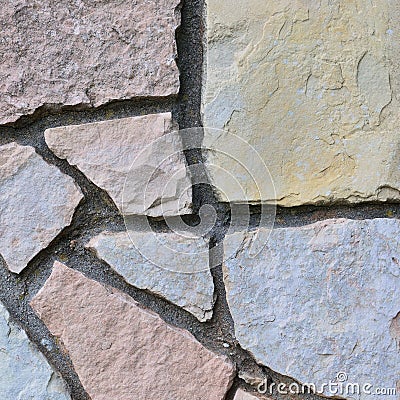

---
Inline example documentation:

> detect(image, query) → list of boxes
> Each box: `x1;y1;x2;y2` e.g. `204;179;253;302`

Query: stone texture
31;261;235;400
45;113;192;217
0;301;70;399
0;142;82;273
86;230;214;321
223;218;400;398
203;0;400;206
0;0;180;124
234;389;260;400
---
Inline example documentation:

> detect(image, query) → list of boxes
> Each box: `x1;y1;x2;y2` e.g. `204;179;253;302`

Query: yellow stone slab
203;0;400;205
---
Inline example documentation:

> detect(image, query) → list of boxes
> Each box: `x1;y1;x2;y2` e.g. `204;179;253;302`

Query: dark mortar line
174;0;212;216
0;96;176;131
174;0;204;130
252;202;400;230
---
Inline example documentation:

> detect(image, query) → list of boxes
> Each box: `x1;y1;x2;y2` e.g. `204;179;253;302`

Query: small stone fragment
234;389;260;400
86;230;214;321
0;142;83;273
203;0;400;206
0;0;180;124
224;218;400;398
238;370;265;388
0;302;70;399
45;113;192;217
31;262;235;400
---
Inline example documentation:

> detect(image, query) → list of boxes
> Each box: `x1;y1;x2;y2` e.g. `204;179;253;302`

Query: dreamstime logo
257;372;397;398
121;127;276;273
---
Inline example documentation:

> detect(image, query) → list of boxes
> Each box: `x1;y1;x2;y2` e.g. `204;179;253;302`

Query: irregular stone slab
31;262;235;400
86;230;214;321
45;113;192;217
0;0;180;124
0;142;82;273
0;302;70;399
203;0;400;206
224;219;400;398
234;389;260;400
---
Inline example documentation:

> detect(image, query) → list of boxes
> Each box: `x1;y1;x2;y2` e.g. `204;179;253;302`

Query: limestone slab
87;230;214;321
0;0;180;124
203;0;400;205
31;262;235;400
224;218;400;398
0;142;83;273
0;302;70;399
45;113;192;217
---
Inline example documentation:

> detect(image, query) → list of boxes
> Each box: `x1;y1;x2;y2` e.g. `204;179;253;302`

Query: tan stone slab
31;262;235;400
0;142;82;273
45;113;192;217
0;0;180;124
203;0;400;206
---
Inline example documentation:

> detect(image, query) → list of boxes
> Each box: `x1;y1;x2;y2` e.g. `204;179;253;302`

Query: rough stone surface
203;0;400;206
0;0;180;124
31;262;235;400
86;230;214;321
0;142;83;273
224;218;400;398
234;389;260;400
45;113;192;217
0;301;71;399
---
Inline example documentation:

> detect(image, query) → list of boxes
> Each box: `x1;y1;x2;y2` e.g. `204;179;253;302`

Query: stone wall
0;1;399;399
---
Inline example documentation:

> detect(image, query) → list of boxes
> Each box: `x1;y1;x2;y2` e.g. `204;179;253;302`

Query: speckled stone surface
0;0;181;124
224;218;400;398
0;142;82;273
45;113;192;217
0;301;71;399
203;0;400;206
87;230;214;321
31;262;235;400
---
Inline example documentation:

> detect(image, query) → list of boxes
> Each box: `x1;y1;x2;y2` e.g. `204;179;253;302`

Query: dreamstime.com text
257;373;397;397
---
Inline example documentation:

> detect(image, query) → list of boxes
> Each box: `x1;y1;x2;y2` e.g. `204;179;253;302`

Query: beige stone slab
31;262;235;400
45;113;192;217
0;142;82;273
0;0;180;124
203;0;400;206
